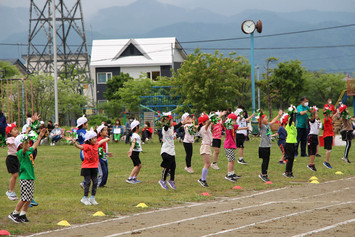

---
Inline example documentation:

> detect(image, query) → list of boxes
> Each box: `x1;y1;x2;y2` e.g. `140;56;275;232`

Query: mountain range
1;0;355;73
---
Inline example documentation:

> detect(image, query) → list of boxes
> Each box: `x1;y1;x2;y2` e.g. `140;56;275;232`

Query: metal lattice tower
26;0;92;99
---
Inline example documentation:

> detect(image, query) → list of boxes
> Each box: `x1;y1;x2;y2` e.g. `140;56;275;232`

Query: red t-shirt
97;137;107;152
81;143;99;168
323;117;334;138
323;104;336;114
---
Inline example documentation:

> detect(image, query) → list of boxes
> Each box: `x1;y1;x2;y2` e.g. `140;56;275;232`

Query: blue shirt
77;128;87;145
277;126;287;142
296;104;309;128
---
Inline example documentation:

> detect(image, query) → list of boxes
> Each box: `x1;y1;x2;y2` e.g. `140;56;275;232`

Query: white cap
235;108;243;116
76;115;88;128
40;121;45;125
15;134;24;149
22;124;29;133
215;111;221;116
97;124;106;134
181;112;189;121
131;119;140;130
84;127;97;141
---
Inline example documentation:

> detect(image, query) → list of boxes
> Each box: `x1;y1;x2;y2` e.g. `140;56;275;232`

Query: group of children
5;99;353;223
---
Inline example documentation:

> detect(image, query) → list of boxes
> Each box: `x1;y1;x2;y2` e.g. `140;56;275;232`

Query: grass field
0;134;354;235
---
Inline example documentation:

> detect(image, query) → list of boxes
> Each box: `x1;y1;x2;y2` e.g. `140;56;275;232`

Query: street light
241;20;262;115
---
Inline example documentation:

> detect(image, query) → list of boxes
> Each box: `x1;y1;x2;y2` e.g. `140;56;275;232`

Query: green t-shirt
17;147;35;180
296;104;310;128
285;124;297;144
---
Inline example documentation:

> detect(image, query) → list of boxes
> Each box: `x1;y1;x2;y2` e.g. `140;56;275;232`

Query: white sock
228;171;235;176
239;157;243;161
20;211;26;216
90;195;95;199
13;210;20;215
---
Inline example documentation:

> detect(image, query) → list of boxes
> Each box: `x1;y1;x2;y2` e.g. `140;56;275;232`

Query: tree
172;49;250;114
269;60;306;109
104;73;132;101
265;57;279;118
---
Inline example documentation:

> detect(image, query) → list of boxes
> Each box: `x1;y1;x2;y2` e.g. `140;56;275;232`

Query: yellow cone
335;171;344;175
309;176;318;181
310;180;319;184
136;203;148;208
93;211;106;217
57;220;71;226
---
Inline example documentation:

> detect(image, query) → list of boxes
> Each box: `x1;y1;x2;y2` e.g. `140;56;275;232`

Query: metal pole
22;80;25;126
250;33;256;114
171;43;175;73
52;0;59;124
256;64;260;109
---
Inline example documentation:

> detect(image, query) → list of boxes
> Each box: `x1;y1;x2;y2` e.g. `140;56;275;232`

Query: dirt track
28;177;355;237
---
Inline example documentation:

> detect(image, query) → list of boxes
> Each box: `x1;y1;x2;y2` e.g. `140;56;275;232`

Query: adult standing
296;96;310;157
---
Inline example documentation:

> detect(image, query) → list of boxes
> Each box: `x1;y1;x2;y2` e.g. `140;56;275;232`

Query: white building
90;37;187;104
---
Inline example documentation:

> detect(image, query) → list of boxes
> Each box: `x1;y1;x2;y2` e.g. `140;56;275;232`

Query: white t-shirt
161;126;175;156
309;119;320;135
131;133;142;152
236;117;247;135
200;124;212;145
183;124;194;143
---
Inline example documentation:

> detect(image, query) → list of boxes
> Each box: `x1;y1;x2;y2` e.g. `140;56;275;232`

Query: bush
87;114;108;126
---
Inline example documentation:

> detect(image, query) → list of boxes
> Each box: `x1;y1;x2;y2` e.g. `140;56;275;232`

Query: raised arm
270;110;283;125
32;128;46;150
245;113;255;122
98;137;110;146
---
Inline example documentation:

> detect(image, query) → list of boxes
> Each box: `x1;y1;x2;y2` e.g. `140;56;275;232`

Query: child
76;115;88;189
141;121;153;144
197;114;212;187
258;110;283;182
8;128;45;223
5;123;20;201
211;111;225;170
235;108;255;165
127;120;143;184
223;113;248;182
182;113;195;173
113;119;124;142
159;112;191;190
73;128;109;205
339;104;354;163
283;108;297;178
275;115;288;164
97;125;113;187
322;106;339;169
307;106;321;171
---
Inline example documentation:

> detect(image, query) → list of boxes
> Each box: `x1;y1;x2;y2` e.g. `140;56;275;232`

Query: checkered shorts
20;179;34;201
224;148;236;162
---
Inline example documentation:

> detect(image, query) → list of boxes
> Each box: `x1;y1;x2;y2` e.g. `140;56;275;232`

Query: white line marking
292;218;355;237
104;187;354;237
202;201;355;237
27;187;287;236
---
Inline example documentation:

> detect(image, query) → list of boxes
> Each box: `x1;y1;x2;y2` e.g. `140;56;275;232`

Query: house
90;37;187;104
0;58;27;76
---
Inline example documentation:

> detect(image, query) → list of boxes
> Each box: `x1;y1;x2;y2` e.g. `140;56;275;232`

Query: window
147;71;161;81
97;72;112;84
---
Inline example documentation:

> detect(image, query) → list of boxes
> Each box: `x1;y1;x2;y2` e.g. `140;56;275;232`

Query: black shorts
258;147;270;159
6;155;20;174
308;134;318;156
324;136;333;150
341;130;353;141
285;143;296;160
236;134;246;148
160;152;175;168
211;139;221;148
81;168;98;177
130;151;141;167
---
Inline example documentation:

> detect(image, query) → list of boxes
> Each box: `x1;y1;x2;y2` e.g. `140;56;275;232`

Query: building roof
0;58;27;75
90;37;186;67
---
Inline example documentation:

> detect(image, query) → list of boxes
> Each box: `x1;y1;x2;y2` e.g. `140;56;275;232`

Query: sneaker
159;180;169;190
8;213;21;223
211;163;220;170
184;167;194;174
167;180;176;190
80;182;85;189
323;161;333;169
283;172;294;178
30;199;38;206
89;197;98;205
278;161;285;165
81;197;92;205
342;157;351;163
225;175;237;182
258;174;270;182
6;191;18;201
198;179;209;188
232;174;242;179
316;154;321;157
237;159;247;165
133;178;141;184
19;214;29;223
126;178;135;184
307;164;317;172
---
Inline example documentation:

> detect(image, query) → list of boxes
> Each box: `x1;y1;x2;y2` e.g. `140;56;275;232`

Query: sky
1;0;355;18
